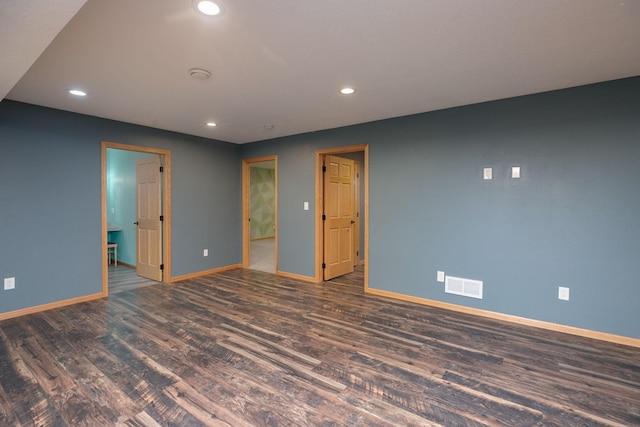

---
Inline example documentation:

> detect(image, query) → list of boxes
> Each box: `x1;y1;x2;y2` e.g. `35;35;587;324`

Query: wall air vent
445;276;483;299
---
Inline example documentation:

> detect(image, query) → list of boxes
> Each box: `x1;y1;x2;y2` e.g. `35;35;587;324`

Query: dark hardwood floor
1;265;639;426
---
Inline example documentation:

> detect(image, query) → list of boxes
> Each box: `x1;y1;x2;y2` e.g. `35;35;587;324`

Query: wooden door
323;155;355;280
353;160;360;267
136;155;163;281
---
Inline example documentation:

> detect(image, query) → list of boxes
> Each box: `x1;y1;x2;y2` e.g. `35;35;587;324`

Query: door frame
242;155;278;271
101;141;172;295
315;144;369;287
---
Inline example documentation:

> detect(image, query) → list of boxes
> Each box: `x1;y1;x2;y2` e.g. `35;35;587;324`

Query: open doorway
242;156;278;273
101;141;172;294
315;144;368;287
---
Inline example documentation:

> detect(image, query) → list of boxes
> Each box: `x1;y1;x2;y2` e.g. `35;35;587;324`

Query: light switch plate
4;277;15;290
203;249;209;257
512;166;521;178
558;286;569;301
483;167;492;180
436;271;445;283
303;201;309;211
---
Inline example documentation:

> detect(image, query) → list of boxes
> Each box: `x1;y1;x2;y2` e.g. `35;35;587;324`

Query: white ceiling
0;0;87;101
3;0;640;144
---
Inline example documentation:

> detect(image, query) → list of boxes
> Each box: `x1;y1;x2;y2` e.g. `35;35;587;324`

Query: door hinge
160;215;164;221
322;214;326;221
160;264;164;271
322;263;326;269
322;166;327;172
357;212;360;218
357;251;359;256
159;166;164;173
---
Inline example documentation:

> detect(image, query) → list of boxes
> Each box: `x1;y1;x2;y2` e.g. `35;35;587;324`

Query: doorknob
351;220;356;224
134;221;139;225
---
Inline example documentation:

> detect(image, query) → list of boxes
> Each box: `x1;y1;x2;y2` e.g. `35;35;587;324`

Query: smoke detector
189;68;212;80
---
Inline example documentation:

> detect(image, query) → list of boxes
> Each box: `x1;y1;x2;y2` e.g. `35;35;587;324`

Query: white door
136;156;163;281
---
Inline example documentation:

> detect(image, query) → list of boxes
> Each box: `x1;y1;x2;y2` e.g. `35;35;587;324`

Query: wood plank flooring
109;264;160;294
1;265;639;426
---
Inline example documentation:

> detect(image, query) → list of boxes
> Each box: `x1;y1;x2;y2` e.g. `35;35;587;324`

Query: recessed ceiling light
340;87;355;95
68;89;87;97
193;0;222;16
206;122;217;127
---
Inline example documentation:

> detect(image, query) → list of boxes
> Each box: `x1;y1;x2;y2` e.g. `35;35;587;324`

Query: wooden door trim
101;141;172;296
315;144;368;286
242;155;278;271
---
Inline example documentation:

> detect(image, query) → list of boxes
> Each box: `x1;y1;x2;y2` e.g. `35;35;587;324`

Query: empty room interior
1;1;640;425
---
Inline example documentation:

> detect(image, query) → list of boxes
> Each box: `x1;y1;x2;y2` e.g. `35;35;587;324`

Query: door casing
101;141;172;295
315;144;368;287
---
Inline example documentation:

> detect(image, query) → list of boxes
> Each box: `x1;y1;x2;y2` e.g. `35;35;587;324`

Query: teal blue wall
0;101;241;315
106;148;149;265
241;77;640;339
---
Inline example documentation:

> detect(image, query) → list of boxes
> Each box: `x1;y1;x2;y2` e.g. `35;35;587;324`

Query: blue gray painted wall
0;101;241;314
2;77;639;339
241;77;640;338
241;139;323;275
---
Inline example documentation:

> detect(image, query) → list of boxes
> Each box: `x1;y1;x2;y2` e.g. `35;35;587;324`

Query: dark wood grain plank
1;265;639;426
0;328;67;426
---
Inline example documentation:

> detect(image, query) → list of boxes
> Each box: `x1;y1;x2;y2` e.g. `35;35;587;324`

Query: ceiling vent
189;68;212;80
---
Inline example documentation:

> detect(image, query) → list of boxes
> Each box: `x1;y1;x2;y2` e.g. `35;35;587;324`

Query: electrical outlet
483;167;492;180
436;271;445;283
203;249;209;257
4;277;15;290
558;286;570;301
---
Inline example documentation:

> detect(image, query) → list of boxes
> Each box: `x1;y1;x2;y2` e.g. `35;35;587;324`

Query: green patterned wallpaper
250;167;275;239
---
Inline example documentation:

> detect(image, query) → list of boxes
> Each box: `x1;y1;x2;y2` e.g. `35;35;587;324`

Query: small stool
107;242;118;266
